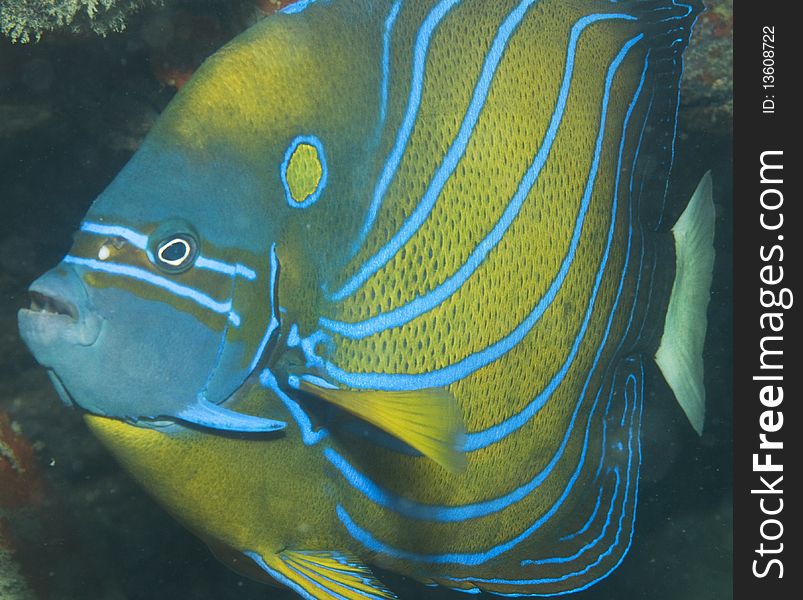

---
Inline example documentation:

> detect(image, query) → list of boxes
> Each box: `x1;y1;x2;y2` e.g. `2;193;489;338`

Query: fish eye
153;233;198;273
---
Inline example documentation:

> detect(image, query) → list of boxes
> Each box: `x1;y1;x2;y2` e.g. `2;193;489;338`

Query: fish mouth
25;290;80;321
18;265;103;350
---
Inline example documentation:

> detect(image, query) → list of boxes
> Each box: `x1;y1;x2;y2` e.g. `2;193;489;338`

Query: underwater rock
681;0;733;133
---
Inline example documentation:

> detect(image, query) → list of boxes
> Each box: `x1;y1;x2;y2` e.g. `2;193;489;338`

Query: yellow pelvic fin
299;379;467;473
247;550;397;600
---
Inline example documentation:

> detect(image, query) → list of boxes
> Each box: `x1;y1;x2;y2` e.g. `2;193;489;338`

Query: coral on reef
1;0;162;43
3;0;295;44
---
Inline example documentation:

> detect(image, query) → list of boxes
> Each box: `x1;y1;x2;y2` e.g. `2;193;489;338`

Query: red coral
0;411;49;594
0;411;46;512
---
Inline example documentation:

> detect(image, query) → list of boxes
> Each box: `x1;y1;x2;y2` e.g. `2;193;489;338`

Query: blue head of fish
18;134;293;432
17;2;380;432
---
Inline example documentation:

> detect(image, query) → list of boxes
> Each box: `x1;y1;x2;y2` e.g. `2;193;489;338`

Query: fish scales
18;0;708;597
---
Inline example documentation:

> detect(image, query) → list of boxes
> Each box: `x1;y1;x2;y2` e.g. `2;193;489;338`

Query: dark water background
0;5;732;599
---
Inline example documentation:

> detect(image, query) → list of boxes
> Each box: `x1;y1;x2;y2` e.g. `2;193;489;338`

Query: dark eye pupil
161;241;187;262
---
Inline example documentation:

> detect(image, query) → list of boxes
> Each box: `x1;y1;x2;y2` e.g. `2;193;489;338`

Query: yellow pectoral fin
298;379;466;473
245;550;397;600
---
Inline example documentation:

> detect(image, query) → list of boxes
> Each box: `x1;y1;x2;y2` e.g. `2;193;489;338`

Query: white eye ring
157;238;193;267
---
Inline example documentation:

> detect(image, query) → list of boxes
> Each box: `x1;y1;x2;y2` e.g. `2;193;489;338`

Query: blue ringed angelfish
18;0;714;597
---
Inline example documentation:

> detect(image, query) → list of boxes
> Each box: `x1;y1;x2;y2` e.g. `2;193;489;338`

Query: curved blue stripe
333;0;566;301
656;56;682;228
323;10;637;336
443;360;643;587
259;369;328;445
280;0;318;15
352;0;462;253
244;553;317;600
560;483;604;542
325;348;611;520
594;359;631;485
523;467;620;566
64;255;240;326
248;244;280;373
656;4;700;229
320;34;644;392
335;359;611;566
378;0;403;131
323;55;648;526
325;441;554;521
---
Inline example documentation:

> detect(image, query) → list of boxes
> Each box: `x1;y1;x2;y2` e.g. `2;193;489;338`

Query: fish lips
18;265;104;365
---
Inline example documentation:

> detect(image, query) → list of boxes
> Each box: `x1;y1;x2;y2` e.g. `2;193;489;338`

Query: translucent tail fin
655;172;715;435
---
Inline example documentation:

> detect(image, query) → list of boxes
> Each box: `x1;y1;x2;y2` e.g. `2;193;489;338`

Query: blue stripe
462;43;642;451
318;34;644;392
292;374;339;390
248;244;280;373
352;0;462;253
324;441;561;522
331;53;648;562
194;256;257;280
259;369;328;445
335;358;611;566
325;336;617;522
280;0;318;15
559;483;604;542
442;360;643;589
198;271;236;398
634;240;658;344
334;0;558;301
324;337;615;520
655;3;700;229
449;364;644;597
303;58;649;539
322;11;637;337
378;0;403;131
64;255;241;326
244;552;317;600
81;222;148;249
80;221;257;280
523;467;621;566
656;56;682;228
